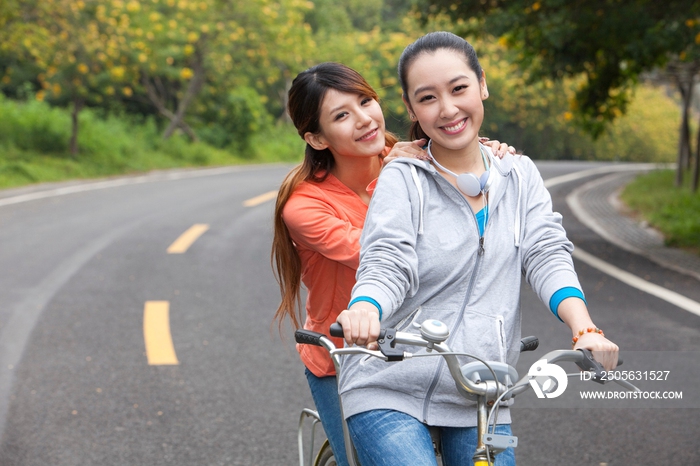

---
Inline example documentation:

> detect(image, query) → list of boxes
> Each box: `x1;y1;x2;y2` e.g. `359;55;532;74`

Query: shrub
0;94;70;154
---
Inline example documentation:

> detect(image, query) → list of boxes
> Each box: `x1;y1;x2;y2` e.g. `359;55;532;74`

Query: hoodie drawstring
512;164;522;247
410;165;425;235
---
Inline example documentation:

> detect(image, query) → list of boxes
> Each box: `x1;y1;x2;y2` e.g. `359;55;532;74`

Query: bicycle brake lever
575;348;606;384
377;328;405;361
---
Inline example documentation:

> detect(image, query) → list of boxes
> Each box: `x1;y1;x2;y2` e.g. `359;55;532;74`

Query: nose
356;107;373;128
439;96;459;120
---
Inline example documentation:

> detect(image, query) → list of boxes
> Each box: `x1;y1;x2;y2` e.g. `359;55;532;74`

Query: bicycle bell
420;319;450;345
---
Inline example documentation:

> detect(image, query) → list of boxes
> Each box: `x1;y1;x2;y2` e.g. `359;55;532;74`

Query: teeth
358;129;376;141
443;119;466;132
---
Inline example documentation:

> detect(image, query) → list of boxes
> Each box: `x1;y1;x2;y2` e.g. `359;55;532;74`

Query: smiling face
304;89;386;161
403;48;488;158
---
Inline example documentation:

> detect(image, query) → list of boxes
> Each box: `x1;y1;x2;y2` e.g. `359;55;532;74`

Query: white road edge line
546;162;700;317
0;165;280;208
572;248;700;317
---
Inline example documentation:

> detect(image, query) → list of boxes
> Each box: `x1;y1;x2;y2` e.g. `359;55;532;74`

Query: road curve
0;161;697;465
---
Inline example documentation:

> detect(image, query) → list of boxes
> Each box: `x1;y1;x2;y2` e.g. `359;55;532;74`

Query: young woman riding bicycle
335;31;619;466
272;62;513;466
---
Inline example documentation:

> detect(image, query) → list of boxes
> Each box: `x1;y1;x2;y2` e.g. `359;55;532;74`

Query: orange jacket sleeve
282;186;364;270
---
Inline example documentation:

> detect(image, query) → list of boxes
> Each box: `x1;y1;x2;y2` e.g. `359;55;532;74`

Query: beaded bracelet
571;327;604;348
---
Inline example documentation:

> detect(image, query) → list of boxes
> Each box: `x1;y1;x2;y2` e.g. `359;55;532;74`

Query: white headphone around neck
427;141;493;197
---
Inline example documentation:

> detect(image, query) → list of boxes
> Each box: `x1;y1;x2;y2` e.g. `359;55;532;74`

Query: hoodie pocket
495;315;507;363
395;306;422;333
449;310;509;364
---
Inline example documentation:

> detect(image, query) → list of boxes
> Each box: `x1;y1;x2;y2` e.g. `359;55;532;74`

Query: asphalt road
0;161;697;465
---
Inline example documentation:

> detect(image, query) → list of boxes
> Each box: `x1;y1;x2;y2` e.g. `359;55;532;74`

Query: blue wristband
549;287;586;322
348;296;382;321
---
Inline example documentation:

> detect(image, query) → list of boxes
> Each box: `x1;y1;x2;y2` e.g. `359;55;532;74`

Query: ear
303;131;328;151
480;70;489;100
402;94;415;120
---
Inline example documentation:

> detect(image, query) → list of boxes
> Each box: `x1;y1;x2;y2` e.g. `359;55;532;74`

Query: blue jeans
346;409;516;466
305;369;350;466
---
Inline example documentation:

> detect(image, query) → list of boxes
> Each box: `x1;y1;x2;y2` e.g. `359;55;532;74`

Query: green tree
0;0;132;155
118;0;314;141
1;0;316;153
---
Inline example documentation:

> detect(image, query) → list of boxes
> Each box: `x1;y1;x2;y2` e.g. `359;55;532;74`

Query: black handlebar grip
519;336;539;353
295;329;325;346
329;323;344;338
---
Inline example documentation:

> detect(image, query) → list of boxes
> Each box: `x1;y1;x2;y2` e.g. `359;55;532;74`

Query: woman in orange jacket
271;62;512;465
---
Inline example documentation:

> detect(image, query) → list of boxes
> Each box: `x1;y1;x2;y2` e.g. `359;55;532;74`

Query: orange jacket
282;173;372;377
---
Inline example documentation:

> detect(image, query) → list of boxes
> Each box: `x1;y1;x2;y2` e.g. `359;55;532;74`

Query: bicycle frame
297;323;516;466
295;321;638;466
298;408;323;466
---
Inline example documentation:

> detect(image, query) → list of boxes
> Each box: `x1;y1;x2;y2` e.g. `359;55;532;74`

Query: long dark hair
272;62;397;329
398;31;483;140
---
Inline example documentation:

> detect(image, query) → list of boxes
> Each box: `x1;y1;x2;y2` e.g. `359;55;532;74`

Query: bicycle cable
411;350;507;466
409;351;503;399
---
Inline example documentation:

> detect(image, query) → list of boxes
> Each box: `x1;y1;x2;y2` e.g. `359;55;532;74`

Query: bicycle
296;319;637;466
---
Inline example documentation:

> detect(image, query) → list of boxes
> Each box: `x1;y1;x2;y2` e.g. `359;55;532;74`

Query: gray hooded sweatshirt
338;147;582;428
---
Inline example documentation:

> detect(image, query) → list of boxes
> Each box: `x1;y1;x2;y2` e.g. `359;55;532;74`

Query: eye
453;84;468;93
361;97;373;105
334;111;348;121
417;94;435;103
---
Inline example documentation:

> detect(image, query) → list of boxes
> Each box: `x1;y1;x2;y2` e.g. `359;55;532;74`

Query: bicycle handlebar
295;320;631;402
327;322;539;354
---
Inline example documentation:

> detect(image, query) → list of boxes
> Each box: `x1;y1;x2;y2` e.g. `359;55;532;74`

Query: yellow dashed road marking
167;224;209;254
143;301;179;365
243;190;277;207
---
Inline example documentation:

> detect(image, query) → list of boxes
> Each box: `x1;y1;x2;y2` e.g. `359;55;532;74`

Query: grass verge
620;169;700;255
0;96;304;190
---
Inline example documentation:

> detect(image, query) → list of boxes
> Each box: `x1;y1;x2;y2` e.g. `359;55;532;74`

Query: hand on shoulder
479;137;516;159
382;138;430;165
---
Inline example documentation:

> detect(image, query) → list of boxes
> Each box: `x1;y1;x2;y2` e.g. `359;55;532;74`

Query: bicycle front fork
472;397;493;466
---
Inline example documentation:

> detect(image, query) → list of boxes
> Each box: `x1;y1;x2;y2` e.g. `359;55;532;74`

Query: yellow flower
36;90;45;101
110;66;125;79
180;67;193;79
532;2;541;12
77;63;89;74
122;87;133;97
